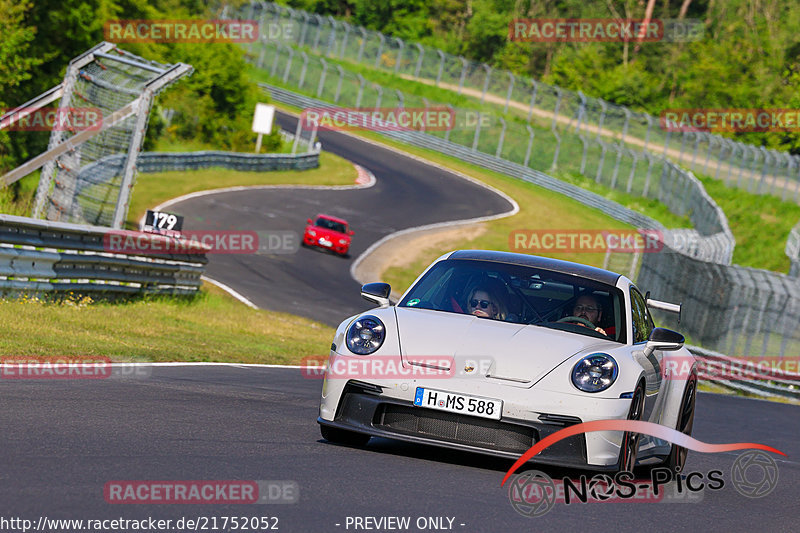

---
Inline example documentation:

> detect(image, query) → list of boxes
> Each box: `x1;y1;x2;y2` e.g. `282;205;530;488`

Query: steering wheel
556;316;596;329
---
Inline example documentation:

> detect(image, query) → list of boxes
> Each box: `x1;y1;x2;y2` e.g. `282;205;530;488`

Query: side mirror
307;218;312;224
643;327;685;357
348;230;355;236
361;282;391;308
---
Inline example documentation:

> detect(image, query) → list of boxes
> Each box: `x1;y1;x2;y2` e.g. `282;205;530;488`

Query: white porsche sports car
318;250;697;472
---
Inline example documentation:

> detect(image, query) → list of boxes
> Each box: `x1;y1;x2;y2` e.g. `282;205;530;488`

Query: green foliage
0;0;279;178
291;0;800;155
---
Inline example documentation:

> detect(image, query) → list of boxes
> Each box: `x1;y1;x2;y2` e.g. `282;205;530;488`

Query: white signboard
252;103;275;135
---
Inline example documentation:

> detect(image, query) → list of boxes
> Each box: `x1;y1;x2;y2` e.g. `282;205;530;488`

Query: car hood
395;307;615;386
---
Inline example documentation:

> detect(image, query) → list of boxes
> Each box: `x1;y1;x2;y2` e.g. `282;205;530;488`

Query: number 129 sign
144;210;184;234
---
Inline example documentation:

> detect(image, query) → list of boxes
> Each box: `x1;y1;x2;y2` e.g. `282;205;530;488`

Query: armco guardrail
135;150;320;173
70;149;320;227
0;214;207;296
688;345;800;400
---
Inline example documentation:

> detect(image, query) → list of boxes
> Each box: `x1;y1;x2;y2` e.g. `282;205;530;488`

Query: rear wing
645;292;682;324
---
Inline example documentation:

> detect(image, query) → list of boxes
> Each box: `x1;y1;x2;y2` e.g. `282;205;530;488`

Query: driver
570;294;607;336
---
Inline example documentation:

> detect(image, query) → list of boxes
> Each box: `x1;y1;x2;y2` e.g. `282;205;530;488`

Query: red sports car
302;214;354;257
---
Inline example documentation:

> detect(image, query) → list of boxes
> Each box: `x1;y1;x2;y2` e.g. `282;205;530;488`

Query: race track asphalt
168;111;513;326
0;366;796;531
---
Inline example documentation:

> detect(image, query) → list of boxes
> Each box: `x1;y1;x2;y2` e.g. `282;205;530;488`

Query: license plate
319;238;332;247
413;387;502;420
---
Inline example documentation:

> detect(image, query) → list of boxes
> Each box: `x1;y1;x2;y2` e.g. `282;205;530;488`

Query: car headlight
346;315;385;355
571;353;618;393
308;229;317;236
339;239;348;244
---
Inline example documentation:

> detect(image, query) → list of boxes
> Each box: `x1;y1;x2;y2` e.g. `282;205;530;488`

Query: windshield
398;259;626;343
314;217;347;234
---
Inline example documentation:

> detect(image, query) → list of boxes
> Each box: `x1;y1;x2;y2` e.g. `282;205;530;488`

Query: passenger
467;281;507;321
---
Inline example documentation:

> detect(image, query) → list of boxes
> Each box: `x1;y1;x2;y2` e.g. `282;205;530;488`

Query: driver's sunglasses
470;299;494;309
574;305;599;313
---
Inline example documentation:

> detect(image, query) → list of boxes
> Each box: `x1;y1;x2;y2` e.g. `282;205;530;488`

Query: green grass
126;150;356;228
696;173;800;272
0;171;39;217
0;283;334;363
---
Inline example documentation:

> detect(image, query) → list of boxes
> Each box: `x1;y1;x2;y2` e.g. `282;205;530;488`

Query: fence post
444;104;454;142
414;43;425;78
620;108;631;147
782;153;795;201
334;65;345;102
480;64;492;104
374;84;383;109
457;58;468;95
527;79;539;122
340;21;351;58
395;89;404;109
504;72;514;114
374;33;385;69
282;47;295;83
550;87;563;169
355;74;366;107
524;125;535;167
642;114;653;154
298;12;310;47
311;14;323;52
356;27;367;63
496;117;506;158
575;91;587;135
472;112;482;151
394;38;404;75
596;100;607;141
436;49;445;86
703;134;716;175
756;146;770;194
317;58;328;98
297;51;309;89
420;97;429;133
690;132;702;171
325;16;338;55
271;42;283;77
626;149;639;193
578;135;589;175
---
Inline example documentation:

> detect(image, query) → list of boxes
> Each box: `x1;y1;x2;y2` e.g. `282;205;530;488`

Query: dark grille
375;404;536;453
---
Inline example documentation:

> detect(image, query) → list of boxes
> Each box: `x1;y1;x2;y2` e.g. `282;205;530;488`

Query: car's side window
630;288;653;343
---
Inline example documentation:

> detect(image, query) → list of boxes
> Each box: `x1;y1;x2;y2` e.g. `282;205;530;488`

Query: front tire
663;375;697;473
617;382;645;472
320;424;370;446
